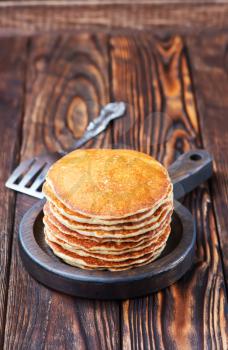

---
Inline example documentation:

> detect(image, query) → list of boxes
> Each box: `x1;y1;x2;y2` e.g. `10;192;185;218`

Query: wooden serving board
19;149;213;299
19;199;195;300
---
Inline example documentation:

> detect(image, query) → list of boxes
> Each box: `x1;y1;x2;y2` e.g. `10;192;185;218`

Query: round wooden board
19;200;196;300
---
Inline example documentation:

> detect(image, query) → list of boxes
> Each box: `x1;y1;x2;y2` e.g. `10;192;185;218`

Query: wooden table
0;3;228;349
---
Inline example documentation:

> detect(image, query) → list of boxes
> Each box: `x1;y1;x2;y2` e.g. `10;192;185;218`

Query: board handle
168;150;213;200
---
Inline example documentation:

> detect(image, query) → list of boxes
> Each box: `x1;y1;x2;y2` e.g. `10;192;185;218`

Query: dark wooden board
187;32;228;285
3;33;120;350
2;30;228;349
109;33;228;349
0;3;228;36
19;200;195;300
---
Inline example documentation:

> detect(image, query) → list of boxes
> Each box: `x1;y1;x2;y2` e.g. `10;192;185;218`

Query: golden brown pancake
43;205;172;244
45;225;170;262
46;201;172;239
43;214;171;254
42;149;173;271
45;235;166;270
45;149;172;218
45;227;170;270
47;199;172;231
43;198;172;243
43;181;173;224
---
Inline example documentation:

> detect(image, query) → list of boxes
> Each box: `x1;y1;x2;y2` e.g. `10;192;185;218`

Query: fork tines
5;158;49;199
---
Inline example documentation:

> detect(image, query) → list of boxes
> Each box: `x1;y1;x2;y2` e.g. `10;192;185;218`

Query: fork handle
62;102;126;154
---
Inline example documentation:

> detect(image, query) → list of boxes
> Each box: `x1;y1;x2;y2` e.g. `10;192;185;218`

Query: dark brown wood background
0;2;227;349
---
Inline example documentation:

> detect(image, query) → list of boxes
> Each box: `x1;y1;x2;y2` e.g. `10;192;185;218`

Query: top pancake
43;181;173;225
45;149;172;218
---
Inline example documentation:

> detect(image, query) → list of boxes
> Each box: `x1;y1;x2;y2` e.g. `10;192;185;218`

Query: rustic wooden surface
0;25;227;350
0;2;228;36
0;38;27;348
110;33;227;350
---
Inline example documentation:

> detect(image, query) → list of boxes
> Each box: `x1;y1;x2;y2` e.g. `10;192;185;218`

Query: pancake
46;201;172;239
107;247;166;271
45;235;165;270
46;149;172;218
43;208;171;250
47;199;172;231
43;214;171;254
106;244;167;271
44;201;172;243
43;181;173;225
45;229;169;270
45;225;170;262
42;149;173;271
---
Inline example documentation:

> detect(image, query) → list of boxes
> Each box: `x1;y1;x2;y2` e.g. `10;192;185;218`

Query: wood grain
0;1;223;4
21;33;111;157
110;35;200;159
0;3;228;36
1;30;228;349
109;33;228;349
0;38;27;347
187;32;228;285
3;33;120;350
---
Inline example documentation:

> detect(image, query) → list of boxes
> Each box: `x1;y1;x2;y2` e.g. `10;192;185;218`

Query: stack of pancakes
42;149;173;271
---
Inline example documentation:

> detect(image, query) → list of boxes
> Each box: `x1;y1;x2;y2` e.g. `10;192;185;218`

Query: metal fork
5;102;126;199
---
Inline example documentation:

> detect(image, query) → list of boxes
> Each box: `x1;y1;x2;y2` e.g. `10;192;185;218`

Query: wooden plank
0;38;27;347
3;33;120;350
0;4;228;36
109;33;228;349
0;1;223;4
187;32;228;284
